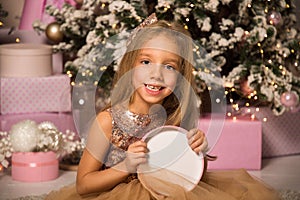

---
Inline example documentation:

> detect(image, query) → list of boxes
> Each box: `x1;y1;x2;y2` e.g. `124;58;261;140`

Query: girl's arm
76;111;148;196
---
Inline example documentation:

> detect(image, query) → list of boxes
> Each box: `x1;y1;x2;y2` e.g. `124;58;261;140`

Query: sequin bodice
103;106;165;171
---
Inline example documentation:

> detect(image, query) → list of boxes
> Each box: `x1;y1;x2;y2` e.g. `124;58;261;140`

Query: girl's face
131;35;181;111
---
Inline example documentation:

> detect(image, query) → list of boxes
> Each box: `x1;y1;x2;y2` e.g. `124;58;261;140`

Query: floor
0;155;299;199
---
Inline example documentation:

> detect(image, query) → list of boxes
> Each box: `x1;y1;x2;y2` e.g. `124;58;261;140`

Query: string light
263;117;268;122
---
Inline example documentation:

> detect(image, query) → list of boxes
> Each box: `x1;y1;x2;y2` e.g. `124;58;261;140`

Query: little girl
46;14;280;200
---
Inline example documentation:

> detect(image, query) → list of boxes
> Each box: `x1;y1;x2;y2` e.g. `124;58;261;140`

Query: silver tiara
126;13;158;46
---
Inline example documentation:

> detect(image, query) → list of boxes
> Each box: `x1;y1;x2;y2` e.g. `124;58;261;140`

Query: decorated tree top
33;0;300;116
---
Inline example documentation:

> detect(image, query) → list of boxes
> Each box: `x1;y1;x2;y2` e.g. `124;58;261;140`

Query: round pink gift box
12;151;59;182
0;43;52;77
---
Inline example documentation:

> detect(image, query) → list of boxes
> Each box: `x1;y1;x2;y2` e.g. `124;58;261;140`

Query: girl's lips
144;84;165;95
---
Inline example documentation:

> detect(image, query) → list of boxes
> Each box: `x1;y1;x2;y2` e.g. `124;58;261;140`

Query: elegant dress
46;108;280;200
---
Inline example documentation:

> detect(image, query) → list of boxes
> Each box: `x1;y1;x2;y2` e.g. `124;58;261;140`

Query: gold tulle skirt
45;169;280;200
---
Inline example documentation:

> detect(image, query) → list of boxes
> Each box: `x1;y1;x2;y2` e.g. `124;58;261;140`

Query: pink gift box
0;112;77;133
0;74;71;114
198;115;262;170
12;151;59;182
255;107;300;157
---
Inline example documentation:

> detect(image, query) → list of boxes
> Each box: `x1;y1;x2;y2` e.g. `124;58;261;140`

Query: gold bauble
45;22;64;43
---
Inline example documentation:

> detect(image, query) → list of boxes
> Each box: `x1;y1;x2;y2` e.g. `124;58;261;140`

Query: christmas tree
33;0;300;116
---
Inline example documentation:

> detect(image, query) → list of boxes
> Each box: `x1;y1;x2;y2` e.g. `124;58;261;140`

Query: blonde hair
108;20;198;129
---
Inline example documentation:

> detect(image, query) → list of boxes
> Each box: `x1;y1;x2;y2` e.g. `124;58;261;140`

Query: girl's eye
165;65;176;71
141;60;150;65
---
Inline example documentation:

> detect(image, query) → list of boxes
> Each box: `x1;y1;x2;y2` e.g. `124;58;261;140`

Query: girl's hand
187;128;208;154
124;140;148;173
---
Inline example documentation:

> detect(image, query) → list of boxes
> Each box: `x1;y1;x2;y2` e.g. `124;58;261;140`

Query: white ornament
10;120;40;152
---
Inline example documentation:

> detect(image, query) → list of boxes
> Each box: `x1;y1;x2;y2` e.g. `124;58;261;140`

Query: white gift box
0;43;52;77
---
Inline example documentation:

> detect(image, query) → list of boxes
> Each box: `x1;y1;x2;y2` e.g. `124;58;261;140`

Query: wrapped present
255;107;300;157
0;43;53;77
0;74;71;114
0;31;63;74
198;114;262;170
0;112;77;133
11;151;59;182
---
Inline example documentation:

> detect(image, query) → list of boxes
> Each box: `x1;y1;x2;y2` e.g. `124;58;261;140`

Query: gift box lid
0;43;52;56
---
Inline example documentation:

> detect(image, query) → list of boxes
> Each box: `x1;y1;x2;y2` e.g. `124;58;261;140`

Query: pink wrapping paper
198;115;262;170
12;151;59;182
255;107;300;157
0;74;71;114
0;112;77;133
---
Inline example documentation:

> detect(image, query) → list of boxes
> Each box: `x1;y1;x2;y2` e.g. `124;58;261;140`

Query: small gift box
0;43;52;77
11;151;59;182
198;114;262;170
0;74;71;114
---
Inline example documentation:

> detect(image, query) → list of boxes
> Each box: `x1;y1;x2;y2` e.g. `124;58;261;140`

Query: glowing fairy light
263;117;267;122
15;38;20;43
251;114;255;120
227;112;232;117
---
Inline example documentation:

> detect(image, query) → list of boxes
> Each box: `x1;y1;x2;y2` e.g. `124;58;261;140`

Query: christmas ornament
267;11;282;26
45;22;64;43
10;120;40;152
280;91;299;108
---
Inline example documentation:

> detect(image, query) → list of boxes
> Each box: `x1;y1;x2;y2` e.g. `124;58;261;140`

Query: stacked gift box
0;43;78;182
0;43;76;133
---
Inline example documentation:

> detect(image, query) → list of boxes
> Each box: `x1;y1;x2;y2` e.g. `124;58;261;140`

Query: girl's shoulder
96;109;113;139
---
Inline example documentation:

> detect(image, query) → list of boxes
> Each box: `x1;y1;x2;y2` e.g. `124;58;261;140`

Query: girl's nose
149;64;163;80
